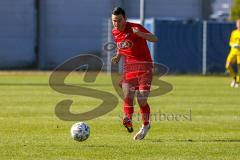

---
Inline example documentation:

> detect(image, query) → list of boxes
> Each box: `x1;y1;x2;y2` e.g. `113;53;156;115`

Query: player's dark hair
112;7;126;18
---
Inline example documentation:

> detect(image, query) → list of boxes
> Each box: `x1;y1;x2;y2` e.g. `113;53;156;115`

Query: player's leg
122;82;135;132
133;89;151;140
133;70;152;140
226;62;236;87
236;64;240;88
235;55;240;87
137;90;150;126
225;53;236;87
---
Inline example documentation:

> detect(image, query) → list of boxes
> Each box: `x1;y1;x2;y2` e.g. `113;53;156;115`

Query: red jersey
112;22;153;90
112;22;152;64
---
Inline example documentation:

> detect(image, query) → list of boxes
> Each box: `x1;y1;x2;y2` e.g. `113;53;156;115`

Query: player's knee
123;91;134;99
137;90;149;106
137;97;147;106
225;63;230;70
124;97;134;106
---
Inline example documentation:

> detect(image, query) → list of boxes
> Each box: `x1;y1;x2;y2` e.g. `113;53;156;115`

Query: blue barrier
154;20;203;73
206;22;235;73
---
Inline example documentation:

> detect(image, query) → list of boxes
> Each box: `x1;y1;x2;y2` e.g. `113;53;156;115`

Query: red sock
140;103;150;125
123;97;134;119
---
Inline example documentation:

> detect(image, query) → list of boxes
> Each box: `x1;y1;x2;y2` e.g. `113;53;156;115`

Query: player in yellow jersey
226;19;240;88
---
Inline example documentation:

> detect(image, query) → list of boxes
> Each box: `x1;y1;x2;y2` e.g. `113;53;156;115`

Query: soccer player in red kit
111;7;158;140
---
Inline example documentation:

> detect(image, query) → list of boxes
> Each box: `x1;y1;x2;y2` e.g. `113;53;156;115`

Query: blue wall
206;22;235;72
154;20;203;73
153;20;235;73
39;0;111;69
0;0;36;69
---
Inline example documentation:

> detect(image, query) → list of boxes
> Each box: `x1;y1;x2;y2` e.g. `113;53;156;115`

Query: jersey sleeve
137;24;151;34
229;31;235;47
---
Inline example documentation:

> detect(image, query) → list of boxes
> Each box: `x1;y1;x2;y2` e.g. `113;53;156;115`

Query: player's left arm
132;27;158;42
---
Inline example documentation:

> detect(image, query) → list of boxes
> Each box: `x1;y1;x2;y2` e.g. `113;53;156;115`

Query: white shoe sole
133;125;150;140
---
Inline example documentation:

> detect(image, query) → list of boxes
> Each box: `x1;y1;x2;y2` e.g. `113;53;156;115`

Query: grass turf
0;72;239;160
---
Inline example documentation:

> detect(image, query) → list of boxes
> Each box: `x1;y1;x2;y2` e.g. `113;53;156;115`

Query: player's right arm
132;26;158;42
111;50;121;64
229;31;235;47
111;32;120;64
229;31;240;49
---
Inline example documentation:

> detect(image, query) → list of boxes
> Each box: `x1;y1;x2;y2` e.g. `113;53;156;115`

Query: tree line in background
231;0;240;20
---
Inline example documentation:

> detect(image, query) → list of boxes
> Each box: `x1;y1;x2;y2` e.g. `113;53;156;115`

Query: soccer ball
70;122;90;142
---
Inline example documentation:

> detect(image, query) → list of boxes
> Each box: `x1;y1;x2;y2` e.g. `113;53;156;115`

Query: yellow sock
237;64;240;83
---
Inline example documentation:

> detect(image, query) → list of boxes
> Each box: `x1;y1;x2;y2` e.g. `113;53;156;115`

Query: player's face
112;14;126;31
236;20;240;30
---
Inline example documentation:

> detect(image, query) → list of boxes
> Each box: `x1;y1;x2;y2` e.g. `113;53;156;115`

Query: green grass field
0;72;239;160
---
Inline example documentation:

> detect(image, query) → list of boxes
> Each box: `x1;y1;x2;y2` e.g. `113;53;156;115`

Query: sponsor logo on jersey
118;40;133;50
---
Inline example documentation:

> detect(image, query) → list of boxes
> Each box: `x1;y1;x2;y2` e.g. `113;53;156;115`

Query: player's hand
232;44;240;49
132;27;140;34
111;54;121;64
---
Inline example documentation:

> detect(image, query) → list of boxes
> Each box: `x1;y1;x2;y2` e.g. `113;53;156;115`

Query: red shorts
119;63;153;91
